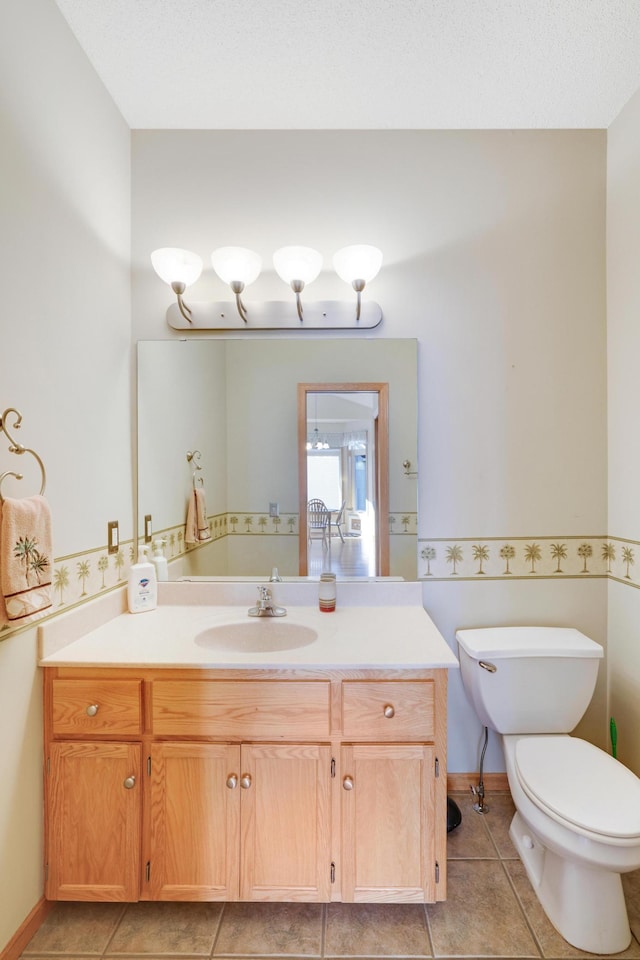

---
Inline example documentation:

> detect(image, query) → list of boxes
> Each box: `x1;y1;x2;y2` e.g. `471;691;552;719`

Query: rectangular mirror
137;338;417;579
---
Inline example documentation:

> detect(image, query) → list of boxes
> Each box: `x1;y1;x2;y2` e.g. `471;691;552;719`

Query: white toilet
456;626;640;955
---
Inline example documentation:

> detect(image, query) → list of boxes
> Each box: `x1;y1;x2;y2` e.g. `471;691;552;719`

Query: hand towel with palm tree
0;494;53;623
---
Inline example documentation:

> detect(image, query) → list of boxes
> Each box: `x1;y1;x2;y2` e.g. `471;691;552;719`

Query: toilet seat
514;736;640;841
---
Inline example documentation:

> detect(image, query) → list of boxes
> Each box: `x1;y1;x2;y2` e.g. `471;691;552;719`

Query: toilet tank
455;627;603;734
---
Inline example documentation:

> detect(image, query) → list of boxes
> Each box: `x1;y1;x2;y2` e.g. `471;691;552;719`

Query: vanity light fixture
150;247;203;323
272;246;323;322
211;247;262;322
151;244;383;331
333;245;383;322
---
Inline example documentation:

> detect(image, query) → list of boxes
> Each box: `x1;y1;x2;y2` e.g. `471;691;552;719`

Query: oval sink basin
195;619;318;653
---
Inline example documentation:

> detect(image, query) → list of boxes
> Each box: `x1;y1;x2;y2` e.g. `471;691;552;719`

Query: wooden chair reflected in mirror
329;500;346;543
307;498;330;548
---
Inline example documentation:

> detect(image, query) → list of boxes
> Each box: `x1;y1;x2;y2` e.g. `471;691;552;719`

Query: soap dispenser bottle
128;546;158;613
151;538;169;582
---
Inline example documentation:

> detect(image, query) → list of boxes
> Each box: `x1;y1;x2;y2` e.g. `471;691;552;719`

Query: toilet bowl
504;734;640;954
456;626;640;954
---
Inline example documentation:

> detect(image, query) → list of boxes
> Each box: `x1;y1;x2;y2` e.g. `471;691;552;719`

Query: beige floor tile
324;902;432;957
106;901;223;955
427;860;539;957
22;902;126;955
481;793;518;859
213;902;323;956
506;860;640;959
447;794;498;860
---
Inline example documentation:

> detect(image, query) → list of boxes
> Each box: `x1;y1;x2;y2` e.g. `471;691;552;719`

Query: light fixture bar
166;299;382;331
154;244;383;331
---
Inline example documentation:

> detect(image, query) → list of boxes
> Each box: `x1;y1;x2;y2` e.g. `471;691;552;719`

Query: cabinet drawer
151;680;331;738
51;679;143;735
341;681;434;741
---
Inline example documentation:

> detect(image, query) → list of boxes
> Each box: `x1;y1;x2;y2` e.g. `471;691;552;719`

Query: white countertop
38;580;459;671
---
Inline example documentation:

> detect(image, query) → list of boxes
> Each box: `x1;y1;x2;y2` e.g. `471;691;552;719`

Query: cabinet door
147;742;240;900
46;741;141;901
341;743;436;902
240;743;332;901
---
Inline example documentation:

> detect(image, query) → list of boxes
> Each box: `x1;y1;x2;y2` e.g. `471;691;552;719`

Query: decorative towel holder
186;449;204;488
0;407;47;501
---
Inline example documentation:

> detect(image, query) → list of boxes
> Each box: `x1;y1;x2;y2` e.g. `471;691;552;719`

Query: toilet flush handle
479;660;497;673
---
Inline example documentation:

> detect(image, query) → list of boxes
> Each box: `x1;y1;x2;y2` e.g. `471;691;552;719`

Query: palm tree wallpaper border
417;536;639;582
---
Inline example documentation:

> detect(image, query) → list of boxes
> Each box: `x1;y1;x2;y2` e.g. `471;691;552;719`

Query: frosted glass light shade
333;245;383;284
151;248;203;287
211;247;262;286
273;246;323;285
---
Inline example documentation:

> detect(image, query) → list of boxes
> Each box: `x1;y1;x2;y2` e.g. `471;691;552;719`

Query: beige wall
607;87;640;774
0;0;131;949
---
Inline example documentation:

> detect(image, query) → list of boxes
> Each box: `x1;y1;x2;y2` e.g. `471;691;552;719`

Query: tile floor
20;791;640;960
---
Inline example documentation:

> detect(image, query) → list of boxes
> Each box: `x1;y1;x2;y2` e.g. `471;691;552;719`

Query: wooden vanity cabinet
43;667;447;905
46;740;141;901
147;741;240;901
147;740;331;902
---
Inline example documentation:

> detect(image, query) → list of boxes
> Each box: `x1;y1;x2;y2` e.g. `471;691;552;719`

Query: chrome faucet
269;566;283;582
248;585;287;618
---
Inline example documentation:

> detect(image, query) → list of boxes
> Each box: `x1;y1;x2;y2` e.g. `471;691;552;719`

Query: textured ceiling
54;0;640;129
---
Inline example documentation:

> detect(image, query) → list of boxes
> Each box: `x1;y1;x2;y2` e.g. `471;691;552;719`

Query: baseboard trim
1;898;52;960
447;772;509;793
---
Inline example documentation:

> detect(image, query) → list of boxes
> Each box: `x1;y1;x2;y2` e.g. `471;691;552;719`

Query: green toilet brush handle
610;717;617;759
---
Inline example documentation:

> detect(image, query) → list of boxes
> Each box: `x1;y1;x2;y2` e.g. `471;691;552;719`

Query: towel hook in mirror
186;449;204;488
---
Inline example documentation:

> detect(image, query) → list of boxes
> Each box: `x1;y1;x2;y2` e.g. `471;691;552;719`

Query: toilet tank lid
456;626;603;660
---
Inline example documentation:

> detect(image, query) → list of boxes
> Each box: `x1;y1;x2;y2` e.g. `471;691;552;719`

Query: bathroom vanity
39;581;458;905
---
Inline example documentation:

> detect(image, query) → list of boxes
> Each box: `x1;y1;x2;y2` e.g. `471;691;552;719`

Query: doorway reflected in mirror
299;383;389;576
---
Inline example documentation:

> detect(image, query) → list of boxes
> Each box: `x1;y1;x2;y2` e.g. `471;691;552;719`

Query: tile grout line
496;858;544;959
454;799;542;959
421;901;436;959
320;902;326;958
101;902;129;958
481;804;545;959
209;901;226;958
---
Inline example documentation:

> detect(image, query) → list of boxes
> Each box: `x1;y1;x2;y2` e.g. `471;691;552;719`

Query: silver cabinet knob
86;704;99;717
383;704;395;718
240;774;252;789
123;776;136;790
226;774;238;790
343;775;354;791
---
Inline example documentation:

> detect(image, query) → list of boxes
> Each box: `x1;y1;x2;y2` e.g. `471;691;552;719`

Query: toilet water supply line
471;725;489;814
